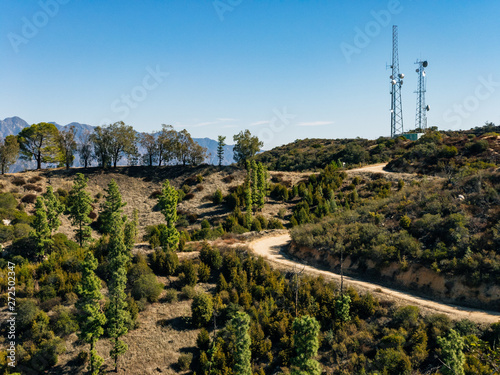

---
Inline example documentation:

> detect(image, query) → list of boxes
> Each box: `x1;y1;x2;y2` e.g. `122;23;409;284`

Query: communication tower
414;59;429;131
390;25;404;137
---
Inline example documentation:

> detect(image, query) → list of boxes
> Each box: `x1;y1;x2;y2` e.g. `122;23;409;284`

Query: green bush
13;223;31;239
198;262;211;282
212;188;223;205
131;273;163;302
191;293;213;328
0;224;14;242
165;288;178;303
196;328;211;351
181;285;196;299
179;260;197;286
0;192;17;209
177;353;192;371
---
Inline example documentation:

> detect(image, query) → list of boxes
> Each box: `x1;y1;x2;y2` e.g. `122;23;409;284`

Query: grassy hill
1;126;500;374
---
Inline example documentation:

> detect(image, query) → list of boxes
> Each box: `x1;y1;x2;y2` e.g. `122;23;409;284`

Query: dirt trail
348;163;390;174
249;233;500;324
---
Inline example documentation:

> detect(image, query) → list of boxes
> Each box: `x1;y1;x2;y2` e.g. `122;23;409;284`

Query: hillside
1;134;500;374
256;136;408;171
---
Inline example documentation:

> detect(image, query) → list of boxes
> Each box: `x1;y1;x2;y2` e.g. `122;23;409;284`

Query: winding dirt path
249;233;500;324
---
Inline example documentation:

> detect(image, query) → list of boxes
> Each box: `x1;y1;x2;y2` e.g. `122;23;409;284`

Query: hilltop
0;116;236;171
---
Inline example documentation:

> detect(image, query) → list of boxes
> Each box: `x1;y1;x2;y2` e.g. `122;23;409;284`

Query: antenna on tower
414;59;429;131
390;25;404;138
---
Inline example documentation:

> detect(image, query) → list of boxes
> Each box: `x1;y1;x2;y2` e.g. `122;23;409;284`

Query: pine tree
99;179;126;235
231;312;252;375
250;160;258;204
42;186;64;235
157;180;179;250
124;208;138;252
76;250;106;375
68;173;93;247
335;293;351;323
244;172;252;229
106;211;130;372
291;315;321;375
217;135;226;166
256;162;266;210
32;197;52;259
437;329;465;375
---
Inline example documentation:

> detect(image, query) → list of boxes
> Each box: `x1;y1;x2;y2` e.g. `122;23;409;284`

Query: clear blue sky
1;0;499;148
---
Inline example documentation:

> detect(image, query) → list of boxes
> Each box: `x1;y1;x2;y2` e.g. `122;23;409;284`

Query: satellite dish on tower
423;61;428;68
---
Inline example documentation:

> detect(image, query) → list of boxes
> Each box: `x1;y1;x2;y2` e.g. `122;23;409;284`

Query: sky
1;0;500;148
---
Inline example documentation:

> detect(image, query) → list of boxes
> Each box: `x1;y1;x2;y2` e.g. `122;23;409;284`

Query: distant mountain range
0;117;235;172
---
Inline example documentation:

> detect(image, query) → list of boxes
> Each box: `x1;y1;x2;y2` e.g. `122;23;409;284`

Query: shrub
198;262;211;282
52;305;79;336
165;289;178;303
28;176;42;183
223;174;234;183
56;188;68;197
76;350;88;365
199;243;222;271
179;260;197;286
466;140;489;154
187;213;198;224
177;353;193;371
23;183;39;192
251;219;262;232
0;224;14;242
184;193;195;201
399;215;411;229
197;328;211;351
12;176;27;186
21;194;37;204
212;188;224;205
255;215;268;229
13;223;31;239
191;293;213;327
181;285;196;299
268;218;284;229
196;174;204;183
88;211;97;220
196;184;204;192
131;273;163;302
0;192;18;209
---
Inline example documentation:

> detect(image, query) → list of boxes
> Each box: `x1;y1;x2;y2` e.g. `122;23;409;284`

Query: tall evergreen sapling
244;163;252;228
68;173;93;247
291;315;321;375
217;135;226;166
256;162;267;210
32;197;52;259
99;179;126;235
76;250;106;375
231;312;252;375
43;186;64;235
157;180;180;250
124;208;138;252
106;211;130;372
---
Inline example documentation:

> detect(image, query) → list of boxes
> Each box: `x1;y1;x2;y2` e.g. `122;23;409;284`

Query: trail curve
249;233;500;324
